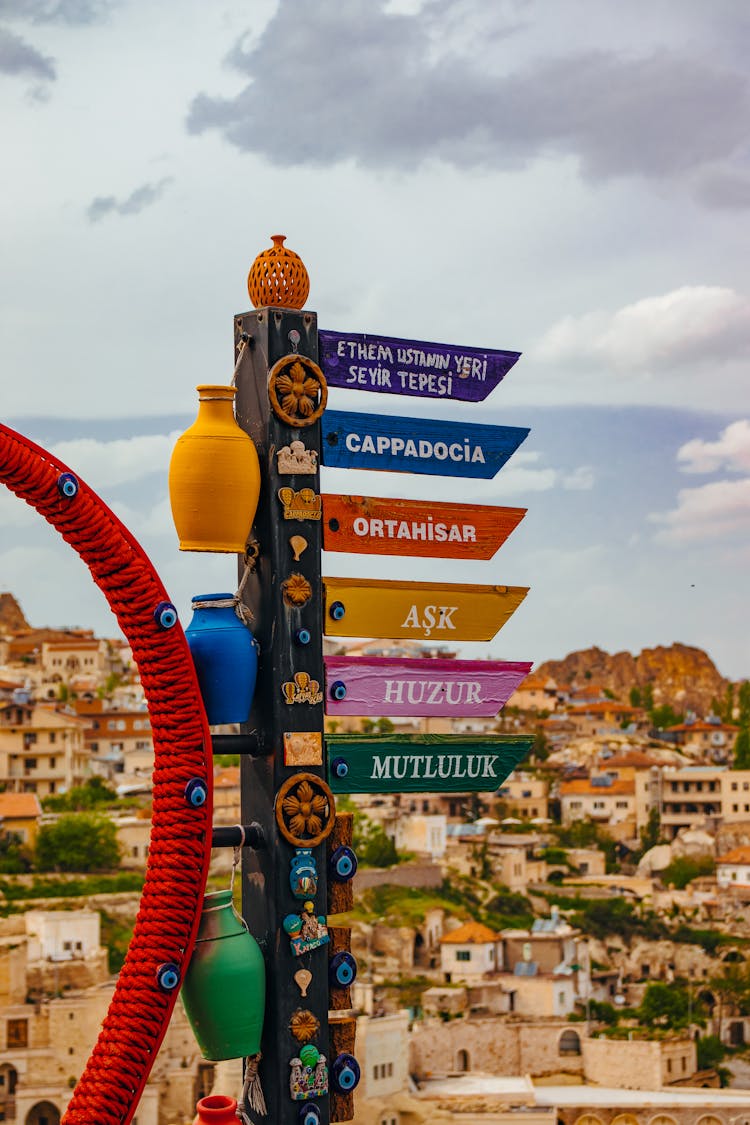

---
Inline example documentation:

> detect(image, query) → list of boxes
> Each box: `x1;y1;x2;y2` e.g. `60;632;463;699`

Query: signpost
323;577;528;642
324;656;532;718
326;733;534;794
321;409;529;478
321;495;526;560
220;236;533;1125
318;329;520;402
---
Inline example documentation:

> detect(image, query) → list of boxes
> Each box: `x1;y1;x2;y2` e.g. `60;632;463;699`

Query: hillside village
3;591;750;1125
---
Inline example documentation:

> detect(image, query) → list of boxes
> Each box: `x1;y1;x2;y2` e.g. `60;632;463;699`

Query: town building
559;775;636;830
663;718;739;761
0;791;42;845
496;772;549;821
0;701;89;797
716;845;750;889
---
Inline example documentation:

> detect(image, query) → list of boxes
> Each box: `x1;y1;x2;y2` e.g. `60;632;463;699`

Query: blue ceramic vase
186;593;258;724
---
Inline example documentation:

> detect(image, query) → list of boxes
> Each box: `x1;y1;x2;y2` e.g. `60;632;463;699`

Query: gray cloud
694;169;750;210
0;0;112;25
0;25;54;78
186;0;750;203
86;178;173;222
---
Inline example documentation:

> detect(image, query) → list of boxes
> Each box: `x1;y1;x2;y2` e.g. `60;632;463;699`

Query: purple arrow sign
324;656;532;718
319;330;520;403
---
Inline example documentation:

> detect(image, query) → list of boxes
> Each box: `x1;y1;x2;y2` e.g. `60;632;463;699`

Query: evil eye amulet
329;845;357;882
299;1104;321;1125
331;1053;360;1093
329;950;357;988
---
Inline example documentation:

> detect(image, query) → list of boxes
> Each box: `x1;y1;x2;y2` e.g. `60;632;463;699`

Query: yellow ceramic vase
169;385;261;552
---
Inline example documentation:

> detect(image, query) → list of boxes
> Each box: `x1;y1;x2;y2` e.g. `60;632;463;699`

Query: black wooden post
234;308;330;1125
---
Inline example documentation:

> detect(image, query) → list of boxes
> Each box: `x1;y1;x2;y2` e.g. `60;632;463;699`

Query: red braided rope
0;424;213;1125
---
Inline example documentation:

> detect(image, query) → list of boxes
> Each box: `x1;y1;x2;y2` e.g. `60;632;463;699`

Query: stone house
0;791;42;845
559;776;636;830
716;845;750;888
440;921;500;982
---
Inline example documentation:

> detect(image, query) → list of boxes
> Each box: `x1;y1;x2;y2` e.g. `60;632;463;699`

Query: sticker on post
283;902;329;956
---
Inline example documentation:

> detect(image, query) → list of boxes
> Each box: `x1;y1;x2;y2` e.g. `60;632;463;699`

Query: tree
660;855;715;889
642;682;654;712
629;686;642;708
352;814;400;868
650;704;684;729
35;813;120;872
42;776;119;813
739;681;750;726
638;981;689;1028
532;728;550;762
639;806;662;854
733;727;750;770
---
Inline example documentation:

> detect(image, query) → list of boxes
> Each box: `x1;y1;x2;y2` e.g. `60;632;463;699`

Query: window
6;1019;28;1048
615;801;628;809
49;732;56;744
49;757;56;769
456;950;471;961
734;805;739;813
733;782;739;791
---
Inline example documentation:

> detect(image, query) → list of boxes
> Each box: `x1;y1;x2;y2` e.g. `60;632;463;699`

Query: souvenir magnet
277;440;318;474
282;573;313;608
290;848;318;899
290;535;309;561
294;968;312;997
284;731;323;767
290;1009;321;1043
282;671;323;704
283;901;329;956
269;354;328;429
278;487;322;521
290;1045;328;1100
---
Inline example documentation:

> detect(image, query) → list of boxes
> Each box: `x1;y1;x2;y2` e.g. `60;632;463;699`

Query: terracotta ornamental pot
185;593;258;725
168;384;260;552
194;1094;238;1125
181;889;266;1061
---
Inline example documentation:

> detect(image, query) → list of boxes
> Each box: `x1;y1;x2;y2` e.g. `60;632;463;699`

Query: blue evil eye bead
299;1105;321;1125
329;951;357;989
184;777;207;808
156;962;180;992
331;757;348;779
329;601;345;621
331;1053;360;1093
154;601;178;629
294;627;312;646
329;845;357;883
330;680;347;701
57;472;79;499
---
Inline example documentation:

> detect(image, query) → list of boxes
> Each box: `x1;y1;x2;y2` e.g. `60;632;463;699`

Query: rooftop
0;792;42;818
440;921;498;945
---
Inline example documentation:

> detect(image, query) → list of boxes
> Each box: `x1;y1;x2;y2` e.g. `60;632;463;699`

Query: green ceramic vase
182;889;266;1061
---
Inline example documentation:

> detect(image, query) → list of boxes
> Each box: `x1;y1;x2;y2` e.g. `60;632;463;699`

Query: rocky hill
0;592;30;634
535;643;728;716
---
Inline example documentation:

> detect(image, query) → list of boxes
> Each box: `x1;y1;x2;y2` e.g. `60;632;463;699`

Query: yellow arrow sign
323;577;528;642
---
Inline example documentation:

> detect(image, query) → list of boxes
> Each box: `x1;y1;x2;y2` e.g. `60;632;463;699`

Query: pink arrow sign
324;656;532;718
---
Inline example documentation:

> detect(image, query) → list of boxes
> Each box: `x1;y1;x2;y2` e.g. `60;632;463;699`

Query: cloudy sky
1;0;748;683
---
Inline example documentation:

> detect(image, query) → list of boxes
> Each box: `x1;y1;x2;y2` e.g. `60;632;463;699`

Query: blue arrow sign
320;410;529;479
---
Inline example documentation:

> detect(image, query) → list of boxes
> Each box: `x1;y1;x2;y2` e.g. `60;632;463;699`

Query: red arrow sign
321;495;525;560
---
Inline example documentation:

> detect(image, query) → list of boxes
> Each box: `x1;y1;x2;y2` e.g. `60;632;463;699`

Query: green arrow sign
326;733;532;794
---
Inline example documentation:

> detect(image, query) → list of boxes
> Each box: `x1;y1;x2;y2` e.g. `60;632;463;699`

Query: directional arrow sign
326;733;533;794
320;410;529;479
323;578;528;641
318;329;520;403
322;495;526;560
324;656;532;717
